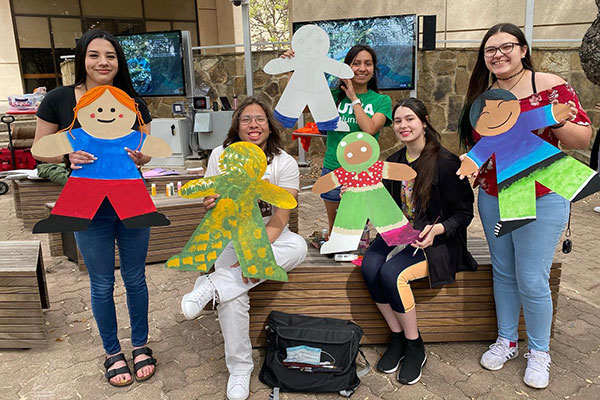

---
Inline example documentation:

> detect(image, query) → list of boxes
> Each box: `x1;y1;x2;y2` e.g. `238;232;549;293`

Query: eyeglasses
483;42;522;58
239;115;268;125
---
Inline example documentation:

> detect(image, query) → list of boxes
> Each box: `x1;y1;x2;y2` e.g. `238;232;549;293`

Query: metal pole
525;0;535;49
297;114;308;166
411;16;419;98
241;1;254;96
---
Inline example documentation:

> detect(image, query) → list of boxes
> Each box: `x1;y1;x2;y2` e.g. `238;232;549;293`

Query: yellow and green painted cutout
165;142;296;282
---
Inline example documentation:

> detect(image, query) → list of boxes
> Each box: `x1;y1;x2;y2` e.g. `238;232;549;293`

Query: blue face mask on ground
284;345;322;365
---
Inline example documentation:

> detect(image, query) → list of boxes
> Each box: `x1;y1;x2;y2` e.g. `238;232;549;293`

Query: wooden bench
0;240;49;349
46;195;207;270
46;197;299;271
12;173;204;230
248;238;561;347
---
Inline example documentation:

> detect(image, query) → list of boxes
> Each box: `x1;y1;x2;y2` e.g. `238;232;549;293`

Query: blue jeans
478;189;569;351
319;167;341;202
74;200;151;355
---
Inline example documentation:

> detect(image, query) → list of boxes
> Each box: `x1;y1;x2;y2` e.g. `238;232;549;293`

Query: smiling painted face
475;99;521;136
78;90;137;138
336;132;380;172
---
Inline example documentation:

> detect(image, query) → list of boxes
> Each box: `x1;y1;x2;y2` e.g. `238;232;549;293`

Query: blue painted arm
518;105;558;132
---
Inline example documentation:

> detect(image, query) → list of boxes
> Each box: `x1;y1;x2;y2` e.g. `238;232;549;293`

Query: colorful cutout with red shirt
31;85;172;233
312;132;421;254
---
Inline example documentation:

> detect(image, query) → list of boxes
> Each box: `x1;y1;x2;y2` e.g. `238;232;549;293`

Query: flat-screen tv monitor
293;15;416;90
116;30;186;97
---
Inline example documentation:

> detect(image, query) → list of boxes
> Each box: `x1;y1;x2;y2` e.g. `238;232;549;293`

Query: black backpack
258;310;370;398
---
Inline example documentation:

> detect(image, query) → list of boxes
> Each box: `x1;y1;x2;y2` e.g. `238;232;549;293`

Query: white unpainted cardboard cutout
264;24;354;131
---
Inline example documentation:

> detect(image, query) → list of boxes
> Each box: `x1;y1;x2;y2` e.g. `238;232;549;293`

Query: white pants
209;228;307;375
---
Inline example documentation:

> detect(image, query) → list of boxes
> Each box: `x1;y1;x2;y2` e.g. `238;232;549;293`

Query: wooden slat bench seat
46;195;207;271
248;238;561;347
13;173;204;230
0;240;49;349
46;198;299;271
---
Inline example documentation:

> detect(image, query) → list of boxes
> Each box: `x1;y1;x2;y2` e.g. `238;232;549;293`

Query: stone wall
61;47;600;159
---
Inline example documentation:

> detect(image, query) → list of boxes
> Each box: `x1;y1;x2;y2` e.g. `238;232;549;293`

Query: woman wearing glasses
179;97;307;400
458;23;591;389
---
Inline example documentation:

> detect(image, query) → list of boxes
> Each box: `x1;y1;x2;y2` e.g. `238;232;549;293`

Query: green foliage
249;0;289;49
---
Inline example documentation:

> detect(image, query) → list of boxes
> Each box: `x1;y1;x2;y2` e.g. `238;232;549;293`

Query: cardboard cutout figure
165;142;296;282
31;85;172;233
458;89;600;236
313;132;421;254
264;24;354;132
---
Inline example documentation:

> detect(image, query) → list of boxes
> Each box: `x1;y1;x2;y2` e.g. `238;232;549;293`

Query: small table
0;240;49;348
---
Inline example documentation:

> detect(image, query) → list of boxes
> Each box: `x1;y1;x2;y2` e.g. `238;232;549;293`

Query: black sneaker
377;331;406;373
398;334;427;385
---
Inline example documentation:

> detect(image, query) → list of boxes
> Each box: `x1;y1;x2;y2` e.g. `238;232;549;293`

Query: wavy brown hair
223;97;283;163
394;98;443;213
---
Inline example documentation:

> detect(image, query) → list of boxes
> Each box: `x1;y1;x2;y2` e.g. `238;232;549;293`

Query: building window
11;0;199;92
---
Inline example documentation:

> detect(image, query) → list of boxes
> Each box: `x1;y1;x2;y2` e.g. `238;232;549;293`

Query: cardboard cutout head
65;85;148;139
292;24;330;56
219;140;267;179
470;89;521;136
337;132;380;173
78;90;138;138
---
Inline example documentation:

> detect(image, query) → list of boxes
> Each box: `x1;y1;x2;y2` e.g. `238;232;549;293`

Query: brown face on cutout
343;140;372;165
475;99;521;136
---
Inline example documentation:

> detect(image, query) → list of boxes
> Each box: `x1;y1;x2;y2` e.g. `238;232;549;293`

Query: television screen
293;15;416;90
116;31;186;97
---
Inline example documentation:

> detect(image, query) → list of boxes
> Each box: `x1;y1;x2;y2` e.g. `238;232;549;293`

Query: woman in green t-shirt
282;44;392;233
322;45;393;233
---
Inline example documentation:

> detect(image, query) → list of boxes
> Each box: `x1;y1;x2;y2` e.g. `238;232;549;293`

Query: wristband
550;122;565;129
351;98;361;107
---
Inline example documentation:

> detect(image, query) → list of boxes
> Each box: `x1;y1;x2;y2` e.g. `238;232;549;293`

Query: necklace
497;67;524;80
497;68;525;91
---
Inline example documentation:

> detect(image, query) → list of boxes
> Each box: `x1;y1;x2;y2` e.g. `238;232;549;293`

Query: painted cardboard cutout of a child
458;89;600;236
31;85;172;233
313;132;421;254
264;24;354;132
165;141;297;282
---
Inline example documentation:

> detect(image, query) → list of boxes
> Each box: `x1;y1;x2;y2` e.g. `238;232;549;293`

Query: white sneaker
523;349;551;389
181;276;218;320
227;373;250;400
480;337;518;371
594;206;600;213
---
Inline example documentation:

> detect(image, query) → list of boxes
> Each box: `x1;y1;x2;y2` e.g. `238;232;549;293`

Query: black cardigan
384;147;478;287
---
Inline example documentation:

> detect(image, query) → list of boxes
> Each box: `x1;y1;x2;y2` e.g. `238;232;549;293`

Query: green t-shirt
323;89;392;170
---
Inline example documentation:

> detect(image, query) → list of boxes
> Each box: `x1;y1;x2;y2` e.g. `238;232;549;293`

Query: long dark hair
223;97;283;163
336;44;379;105
394;98;442;212
74;29;140;99
458;23;533;147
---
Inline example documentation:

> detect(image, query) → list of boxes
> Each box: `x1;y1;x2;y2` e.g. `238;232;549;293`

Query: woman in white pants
180;96;307;400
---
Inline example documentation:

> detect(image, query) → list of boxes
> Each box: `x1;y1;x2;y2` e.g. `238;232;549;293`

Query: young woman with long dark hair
458;23;591;389
33;29;156;387
361;98;476;385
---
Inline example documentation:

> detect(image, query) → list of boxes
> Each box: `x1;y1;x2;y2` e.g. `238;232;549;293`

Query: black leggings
361;236;429;313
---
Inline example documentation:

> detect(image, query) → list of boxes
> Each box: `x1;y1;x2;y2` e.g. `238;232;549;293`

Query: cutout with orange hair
31;85;172;233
